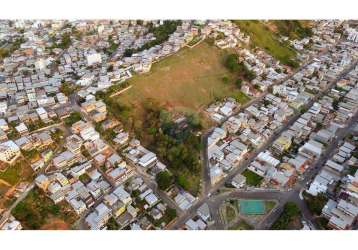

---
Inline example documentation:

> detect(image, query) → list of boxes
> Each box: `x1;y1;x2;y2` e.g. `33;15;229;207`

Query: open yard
115;40;249;127
0;159;34;186
242;169;263;187
12;187;78;230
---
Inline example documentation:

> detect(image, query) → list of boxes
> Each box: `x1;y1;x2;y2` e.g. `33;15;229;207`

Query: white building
0;140;21;164
86;53;102;66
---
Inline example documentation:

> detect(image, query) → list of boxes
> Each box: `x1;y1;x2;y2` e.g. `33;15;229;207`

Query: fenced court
239;199;266;215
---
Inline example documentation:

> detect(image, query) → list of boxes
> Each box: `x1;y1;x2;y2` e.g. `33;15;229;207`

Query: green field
0;160;33;186
242;169;263;187
115;41;250;125
234;20;298;67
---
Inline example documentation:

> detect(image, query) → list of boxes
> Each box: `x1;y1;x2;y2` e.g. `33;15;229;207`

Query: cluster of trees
0;36;25;60
332;95;345;111
12;188;72;229
124;20;181;57
274;20;313;40
103;98;131;123
156;171;173;190
140;100;202;192
225;54;257;83
105;35;119;55
106;217;120;230
271;202;301;230
281;57;300;68
57;33;71;49
50;128;64;144
71;27;83;41
303;191;328;215
59;81;78;96
64;112;82;126
48;32;72;50
21;149;40;161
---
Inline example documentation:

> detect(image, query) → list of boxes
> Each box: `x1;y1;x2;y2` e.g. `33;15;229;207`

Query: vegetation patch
60;81;80;96
106;217;120;230
265;200;276;212
134;100;202;195
64;112;82;126
149;207;177;228
272;20;313;40
315;217;330;230
225;205;237;222
303;191;328;216
242;169;263;187
0;160;33;186
271;202;302;230
156;170;174;191
225;53;256;82
228;219;253;230
234;20;299;68
12;187;77;229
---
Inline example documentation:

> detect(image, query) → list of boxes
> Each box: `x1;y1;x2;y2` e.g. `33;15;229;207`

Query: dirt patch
41;218;70;230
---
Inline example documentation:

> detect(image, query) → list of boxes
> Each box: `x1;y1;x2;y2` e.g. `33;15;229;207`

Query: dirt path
0;179;11;187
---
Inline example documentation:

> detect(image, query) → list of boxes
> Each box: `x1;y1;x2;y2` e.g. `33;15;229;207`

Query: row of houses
207;38;358;187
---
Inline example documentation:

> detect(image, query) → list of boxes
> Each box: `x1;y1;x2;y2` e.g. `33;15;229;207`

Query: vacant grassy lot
117;41;249;125
0;160;33;186
234;20;298;67
228;219;254;230
12;187;77;230
265;200;277;212
242;169;263;187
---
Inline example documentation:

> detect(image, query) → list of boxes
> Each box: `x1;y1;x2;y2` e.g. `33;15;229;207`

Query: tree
60;81;77;96
166;207;177;221
222;76;229;84
253;84;261;90
107;217;120;230
64;112;82;126
332;99;340;110
225;54;239;72
107;65;114;72
303;192;328;215
271;202;300;230
177;175;190;190
156;171;173;190
235;79;242;88
124;48;134;57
